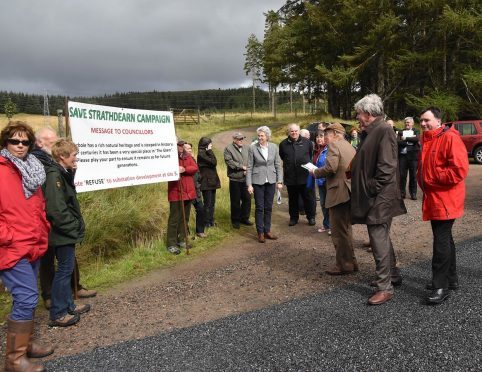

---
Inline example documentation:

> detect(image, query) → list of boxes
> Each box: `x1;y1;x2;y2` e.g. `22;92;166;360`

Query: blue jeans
318;185;330;229
253;183;276;234
50;244;76;320
0;258;39;320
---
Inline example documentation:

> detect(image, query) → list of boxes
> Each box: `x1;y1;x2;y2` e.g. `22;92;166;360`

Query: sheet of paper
302;162;318;172
402;130;414;138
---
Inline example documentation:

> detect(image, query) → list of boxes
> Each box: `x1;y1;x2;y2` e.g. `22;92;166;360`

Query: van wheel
474;146;482;164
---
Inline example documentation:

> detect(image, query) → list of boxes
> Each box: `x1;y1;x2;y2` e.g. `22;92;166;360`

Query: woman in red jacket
166;140;198;254
418;107;469;304
0;121;53;371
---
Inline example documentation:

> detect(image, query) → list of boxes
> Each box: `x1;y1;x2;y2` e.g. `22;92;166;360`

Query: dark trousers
166;200;192;247
399;151;418;197
253;183;276;234
318;185;330;229
229;180;251;224
192;199;206;234
367;219;400;293
431;219;457;289
287;184;315;221
40;245;81;301
50;244;76;320
202;190;216;226
329;201;356;271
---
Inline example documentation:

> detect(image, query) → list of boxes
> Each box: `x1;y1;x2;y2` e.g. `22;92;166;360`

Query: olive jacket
42;162;85;247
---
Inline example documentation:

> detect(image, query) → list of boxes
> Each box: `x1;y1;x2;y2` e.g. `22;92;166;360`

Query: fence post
197;109;200;125
57;109;65;137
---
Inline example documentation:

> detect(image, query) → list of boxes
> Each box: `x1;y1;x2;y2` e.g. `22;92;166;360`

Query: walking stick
65;98;79;298
178;172;190;255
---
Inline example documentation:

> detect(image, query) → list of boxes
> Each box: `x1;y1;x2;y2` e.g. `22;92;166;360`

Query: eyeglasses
7;139;31;146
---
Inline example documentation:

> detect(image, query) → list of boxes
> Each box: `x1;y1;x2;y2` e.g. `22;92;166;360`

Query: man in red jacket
418;107;469;304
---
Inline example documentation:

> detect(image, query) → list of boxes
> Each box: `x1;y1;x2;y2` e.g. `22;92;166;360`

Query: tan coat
314;138;356;209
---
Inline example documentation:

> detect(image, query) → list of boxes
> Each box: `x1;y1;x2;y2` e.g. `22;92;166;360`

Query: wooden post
197;109;200;125
57;109;65;137
64;97;71;139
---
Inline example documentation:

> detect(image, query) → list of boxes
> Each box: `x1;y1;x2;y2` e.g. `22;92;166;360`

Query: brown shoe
257;233;265;243
77;288;97;298
49;313;80;328
368;291;393;305
28;340;55;359
70;303;91;315
325;266;353;276
264;232;278;240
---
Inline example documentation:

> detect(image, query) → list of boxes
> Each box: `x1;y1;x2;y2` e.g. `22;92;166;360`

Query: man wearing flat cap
313;123;358;275
224;132;252;229
351;94;407;305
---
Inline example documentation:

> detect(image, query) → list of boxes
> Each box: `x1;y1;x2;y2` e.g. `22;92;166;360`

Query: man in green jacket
223;132;252;229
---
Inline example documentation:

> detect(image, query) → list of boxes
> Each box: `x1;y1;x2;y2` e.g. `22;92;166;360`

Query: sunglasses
7;139;31;146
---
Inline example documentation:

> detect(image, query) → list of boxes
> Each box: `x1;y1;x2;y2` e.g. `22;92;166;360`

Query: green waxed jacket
42;162;85;247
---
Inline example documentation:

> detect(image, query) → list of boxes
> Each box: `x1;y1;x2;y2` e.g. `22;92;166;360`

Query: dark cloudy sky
0;0;284;96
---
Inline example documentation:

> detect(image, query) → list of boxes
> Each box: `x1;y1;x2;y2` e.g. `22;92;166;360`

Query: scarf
0;148;46;199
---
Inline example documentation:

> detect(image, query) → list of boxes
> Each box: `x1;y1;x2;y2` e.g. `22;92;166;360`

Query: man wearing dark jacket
32;127;96;310
279;124;316;226
398;117;420;200
351;94;407;305
223;132;252;229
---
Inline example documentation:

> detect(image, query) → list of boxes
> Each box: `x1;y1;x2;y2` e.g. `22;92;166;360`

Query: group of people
0;122;96;371
167;93;469;310
0;94;468;369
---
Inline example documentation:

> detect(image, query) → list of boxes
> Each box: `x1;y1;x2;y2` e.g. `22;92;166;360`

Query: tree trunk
252;77;256;113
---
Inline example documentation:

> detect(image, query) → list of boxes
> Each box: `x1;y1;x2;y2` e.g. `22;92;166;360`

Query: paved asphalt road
46;237;481;372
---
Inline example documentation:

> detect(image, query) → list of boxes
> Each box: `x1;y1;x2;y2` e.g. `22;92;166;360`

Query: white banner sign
68;101;179;192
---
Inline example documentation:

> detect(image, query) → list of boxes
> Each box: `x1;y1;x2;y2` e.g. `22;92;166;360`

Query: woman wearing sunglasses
0;121;53;371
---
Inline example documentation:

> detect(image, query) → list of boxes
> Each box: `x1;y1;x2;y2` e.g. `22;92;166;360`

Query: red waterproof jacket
0;156;50;270
167;153;198;202
418;125;469;221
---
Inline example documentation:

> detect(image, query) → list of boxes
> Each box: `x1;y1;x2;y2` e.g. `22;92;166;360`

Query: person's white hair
354;94;384;117
257;125;271;139
299;129;310;139
35;126;57;140
404;117;414;123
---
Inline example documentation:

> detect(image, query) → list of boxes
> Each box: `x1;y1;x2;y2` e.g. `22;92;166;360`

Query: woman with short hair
43;138;90;327
0;121;53;371
246;126;283;243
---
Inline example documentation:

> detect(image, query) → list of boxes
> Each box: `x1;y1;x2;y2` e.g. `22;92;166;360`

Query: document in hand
301;162;318;172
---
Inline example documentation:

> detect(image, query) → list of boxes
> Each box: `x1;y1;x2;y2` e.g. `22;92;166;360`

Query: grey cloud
0;0;284;96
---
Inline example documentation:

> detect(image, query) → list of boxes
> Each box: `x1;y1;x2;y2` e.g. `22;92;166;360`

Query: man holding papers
312;123;357;275
398;117;420;200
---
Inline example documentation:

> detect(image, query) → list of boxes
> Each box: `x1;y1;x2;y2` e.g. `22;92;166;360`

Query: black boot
427;288;449;304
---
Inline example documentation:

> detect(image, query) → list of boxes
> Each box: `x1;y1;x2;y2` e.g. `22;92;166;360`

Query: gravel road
45;236;482;372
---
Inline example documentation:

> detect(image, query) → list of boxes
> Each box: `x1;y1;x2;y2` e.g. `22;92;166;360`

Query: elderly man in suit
246;126;283;243
351;94;407;305
313;123;358;275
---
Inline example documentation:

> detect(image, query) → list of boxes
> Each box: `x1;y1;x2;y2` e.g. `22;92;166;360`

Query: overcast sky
0;0;284;96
